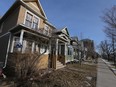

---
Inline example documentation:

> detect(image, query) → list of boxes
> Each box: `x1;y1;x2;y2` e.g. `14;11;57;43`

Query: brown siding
39;18;45;29
37;54;48;69
0;7;20;35
17;5;46;31
25;2;43;16
17;6;26;24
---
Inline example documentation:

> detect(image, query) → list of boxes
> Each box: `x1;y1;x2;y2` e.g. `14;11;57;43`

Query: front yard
0;63;97;87
36;63;97;87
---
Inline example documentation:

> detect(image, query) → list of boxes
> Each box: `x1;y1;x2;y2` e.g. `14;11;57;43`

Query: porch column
19;30;24;51
65;43;67;64
32;42;35;53
49;40;51;54
10;37;15;53
19;30;24;45
65;43;67;56
22;40;27;53
48;40;51;68
55;39;59;68
56;39;59;56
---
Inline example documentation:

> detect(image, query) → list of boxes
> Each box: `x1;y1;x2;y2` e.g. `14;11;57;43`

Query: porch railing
24;24;53;37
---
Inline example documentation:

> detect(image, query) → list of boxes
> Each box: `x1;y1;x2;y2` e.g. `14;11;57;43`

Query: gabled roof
0;0;47;23
22;0;47;19
61;27;70;36
53;27;70;37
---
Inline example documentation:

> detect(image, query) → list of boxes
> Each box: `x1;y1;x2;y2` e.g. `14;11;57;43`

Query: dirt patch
0;64;97;87
35;64;97;87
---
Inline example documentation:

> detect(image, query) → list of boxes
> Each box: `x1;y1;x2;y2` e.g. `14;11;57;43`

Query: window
44;25;49;35
25;11;40;30
68;47;72;55
25;12;33;27
25;41;33;53
32;17;39;29
34;43;40;54
13;38;20;52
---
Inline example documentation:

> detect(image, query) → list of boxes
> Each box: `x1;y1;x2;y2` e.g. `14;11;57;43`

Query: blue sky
0;0;116;46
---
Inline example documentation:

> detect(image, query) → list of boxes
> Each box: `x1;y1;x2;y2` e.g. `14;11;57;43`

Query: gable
22;0;47;19
59;33;70;42
61;27;69;36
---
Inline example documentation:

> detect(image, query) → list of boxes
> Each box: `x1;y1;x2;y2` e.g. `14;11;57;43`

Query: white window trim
24;10;40;29
44;24;49;35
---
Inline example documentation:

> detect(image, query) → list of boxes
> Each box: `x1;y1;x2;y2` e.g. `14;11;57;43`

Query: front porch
9;26;50;69
8;26;73;70
50;38;67;69
50;27;74;69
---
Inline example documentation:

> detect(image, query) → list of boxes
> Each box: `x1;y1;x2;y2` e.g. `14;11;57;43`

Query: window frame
44;24;49;35
24;10;40;30
25;12;33;28
32;16;39;30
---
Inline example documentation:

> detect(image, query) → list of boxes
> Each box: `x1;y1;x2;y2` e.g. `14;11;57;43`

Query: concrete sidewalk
96;58;116;87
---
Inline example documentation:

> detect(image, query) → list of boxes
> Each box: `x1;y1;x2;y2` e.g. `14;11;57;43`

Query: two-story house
0;0;72;70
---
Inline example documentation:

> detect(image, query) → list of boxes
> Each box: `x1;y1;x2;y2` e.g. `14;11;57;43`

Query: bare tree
102;5;116;65
99;40;112;61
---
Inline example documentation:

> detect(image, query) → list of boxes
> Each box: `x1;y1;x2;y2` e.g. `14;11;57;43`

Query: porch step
56;61;65;69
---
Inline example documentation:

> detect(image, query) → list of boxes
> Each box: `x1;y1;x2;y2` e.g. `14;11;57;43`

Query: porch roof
9;24;50;40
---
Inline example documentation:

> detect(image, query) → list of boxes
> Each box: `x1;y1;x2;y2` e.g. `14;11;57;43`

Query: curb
102;59;116;76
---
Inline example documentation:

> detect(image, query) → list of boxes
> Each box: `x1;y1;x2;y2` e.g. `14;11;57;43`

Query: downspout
3;33;11;68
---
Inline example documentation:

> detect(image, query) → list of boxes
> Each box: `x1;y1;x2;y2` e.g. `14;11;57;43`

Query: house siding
25;2;43;17
0;33;11;67
0;7;20;36
17;5;45;31
39;18;45;29
17;6;26;25
37;54;48;69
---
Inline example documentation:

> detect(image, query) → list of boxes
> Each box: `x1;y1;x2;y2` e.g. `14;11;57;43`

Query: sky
0;0;116;46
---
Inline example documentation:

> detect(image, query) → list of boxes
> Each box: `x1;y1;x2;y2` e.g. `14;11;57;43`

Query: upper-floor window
32;17;39;29
25;11;39;30
44;24;49;35
25;12;33;28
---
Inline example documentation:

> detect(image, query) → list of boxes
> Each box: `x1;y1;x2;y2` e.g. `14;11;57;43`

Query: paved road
96;58;116;87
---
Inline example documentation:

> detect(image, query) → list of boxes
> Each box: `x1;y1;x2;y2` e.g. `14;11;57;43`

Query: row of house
0;0;94;70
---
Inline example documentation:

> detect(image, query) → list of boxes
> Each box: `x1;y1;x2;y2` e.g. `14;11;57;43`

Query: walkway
96;58;116;87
